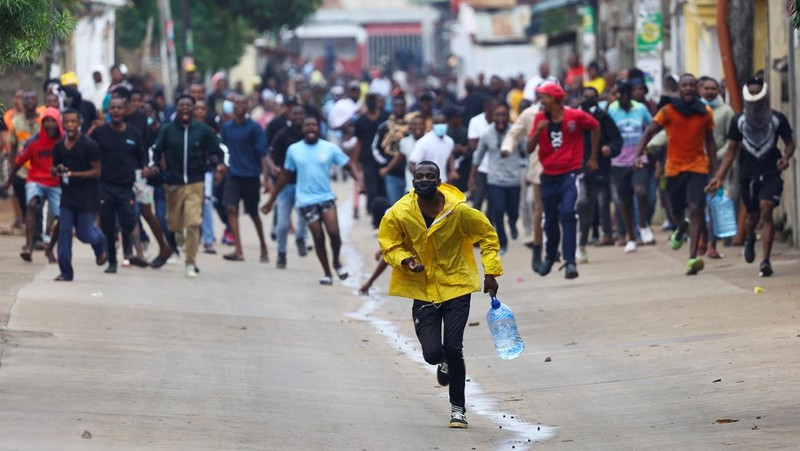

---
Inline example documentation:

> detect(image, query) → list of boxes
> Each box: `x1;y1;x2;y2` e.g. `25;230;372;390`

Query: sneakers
686;258;704;276
669;225;687;250
222;230;235;246
624;241;637;253
759;260;773;277
436;362;449;387
509;223;519;240
204;243;217;254
499;247;507;257
563;262;579;279
537;253;560;276
276;252;287;269
449;410;468;429
296;239;308;257
185;264;198;278
639;226;655;245
743;240;756;264
105;263;117;274
576;246;588;264
531;245;543;273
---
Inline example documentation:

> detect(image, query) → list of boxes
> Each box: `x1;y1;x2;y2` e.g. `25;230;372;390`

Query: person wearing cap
60;72;99;134
707;78;794;278
327;82;361;132
527;82;599;279
634;74;716;276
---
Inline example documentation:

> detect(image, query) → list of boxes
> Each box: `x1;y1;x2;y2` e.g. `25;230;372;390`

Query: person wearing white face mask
408;113;456;184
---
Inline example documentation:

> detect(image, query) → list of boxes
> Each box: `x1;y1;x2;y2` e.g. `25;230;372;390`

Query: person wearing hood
82;65;110;111
707;78;794;278
576;87;622;262
3;107;63;263
377;161;501;429
150;95;225;278
634;73;716;276
698;76;735;259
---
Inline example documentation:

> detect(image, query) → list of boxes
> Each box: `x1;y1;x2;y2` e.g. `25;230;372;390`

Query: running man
635;74;716;275
261;116;362;285
52;109;107;280
220;96;270;263
706;78;794;277
607;81;654;253
527;83;599;279
378;161;502;429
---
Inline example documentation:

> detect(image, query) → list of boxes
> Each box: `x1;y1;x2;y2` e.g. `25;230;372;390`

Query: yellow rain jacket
378;183;503;303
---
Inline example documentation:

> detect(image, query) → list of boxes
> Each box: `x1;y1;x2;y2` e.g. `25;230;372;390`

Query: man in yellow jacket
378;160;503;429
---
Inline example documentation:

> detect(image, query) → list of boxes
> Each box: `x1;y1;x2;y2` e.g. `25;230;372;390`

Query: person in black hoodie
576;87;622;263
151;94;224;278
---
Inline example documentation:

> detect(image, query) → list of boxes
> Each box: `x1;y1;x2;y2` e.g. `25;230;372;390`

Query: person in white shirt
327;82;362;131
523;63;552;101
399;116;426;192
467;98;498;210
408;113;455;183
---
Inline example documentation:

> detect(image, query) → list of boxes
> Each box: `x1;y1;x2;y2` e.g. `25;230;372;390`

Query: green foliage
792;0;800;30
0;0;76;67
117;0;321;72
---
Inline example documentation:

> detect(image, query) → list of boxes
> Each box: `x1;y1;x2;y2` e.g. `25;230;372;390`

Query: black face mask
579;100;598;114
414;180;439;199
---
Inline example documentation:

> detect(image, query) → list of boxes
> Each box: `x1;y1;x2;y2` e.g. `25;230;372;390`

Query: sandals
335;265;348;280
20;250;32;262
223;253;245;261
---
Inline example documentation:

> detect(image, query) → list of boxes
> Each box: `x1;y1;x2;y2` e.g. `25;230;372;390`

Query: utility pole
181;0;193;83
157;0;179;104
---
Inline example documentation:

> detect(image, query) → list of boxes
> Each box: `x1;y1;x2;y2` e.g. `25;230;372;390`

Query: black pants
362;162;386;218
99;184;135;265
577;178;611;247
412;294;471;410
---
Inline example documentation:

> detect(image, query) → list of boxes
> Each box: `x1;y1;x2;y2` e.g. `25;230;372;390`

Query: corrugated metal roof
322;0;423;9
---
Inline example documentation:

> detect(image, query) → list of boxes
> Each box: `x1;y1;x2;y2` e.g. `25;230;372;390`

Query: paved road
0;189;799;450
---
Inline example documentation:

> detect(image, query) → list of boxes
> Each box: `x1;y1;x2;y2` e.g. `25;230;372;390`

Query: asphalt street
0;187;799;450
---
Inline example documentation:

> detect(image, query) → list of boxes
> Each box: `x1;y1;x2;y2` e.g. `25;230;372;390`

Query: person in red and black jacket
527;82;599;279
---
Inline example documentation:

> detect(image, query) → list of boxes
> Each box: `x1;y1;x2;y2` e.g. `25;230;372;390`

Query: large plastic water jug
486;296;524;360
710;188;737;238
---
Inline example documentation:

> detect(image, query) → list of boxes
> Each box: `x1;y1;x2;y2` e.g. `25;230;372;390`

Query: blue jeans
25;182;61;217
541;172;579;264
275;184;308;254
201;172;214;245
487;184;520;249
384;174;406;205
58;206;105;280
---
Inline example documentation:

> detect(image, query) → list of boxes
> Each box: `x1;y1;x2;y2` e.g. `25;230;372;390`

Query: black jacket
151;118;223;185
580;106;622;184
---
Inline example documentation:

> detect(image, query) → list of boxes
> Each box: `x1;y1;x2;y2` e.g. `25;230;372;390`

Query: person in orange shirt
634;74;717;275
7;91;42;234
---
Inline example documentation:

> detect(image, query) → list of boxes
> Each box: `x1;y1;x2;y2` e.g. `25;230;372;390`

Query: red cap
535;82;565;101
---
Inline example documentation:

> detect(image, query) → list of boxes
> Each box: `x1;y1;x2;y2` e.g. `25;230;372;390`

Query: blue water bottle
486;295;524;360
710;188;737;238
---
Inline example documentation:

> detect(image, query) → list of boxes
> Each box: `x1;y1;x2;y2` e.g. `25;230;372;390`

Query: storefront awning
531;0;583;14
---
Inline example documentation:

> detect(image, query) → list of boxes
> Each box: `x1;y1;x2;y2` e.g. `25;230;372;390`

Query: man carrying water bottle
378;161;503;429
706;77;794;277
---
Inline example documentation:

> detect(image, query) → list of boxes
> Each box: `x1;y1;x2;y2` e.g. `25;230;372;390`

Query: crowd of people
0;54;794;429
0;56;793;283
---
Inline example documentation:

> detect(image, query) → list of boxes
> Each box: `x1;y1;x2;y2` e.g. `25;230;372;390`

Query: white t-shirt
399;134;419;191
408;132;454;183
327;98;360;130
468;113;492;173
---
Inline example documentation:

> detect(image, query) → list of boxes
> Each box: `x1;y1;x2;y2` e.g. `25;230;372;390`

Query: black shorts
223;175;260;215
741;175;783;214
610;166;649;201
299;199;336;223
666;172;707;217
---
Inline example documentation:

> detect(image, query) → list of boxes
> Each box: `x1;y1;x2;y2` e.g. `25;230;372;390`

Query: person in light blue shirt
262;116;362;285
607;81;655;248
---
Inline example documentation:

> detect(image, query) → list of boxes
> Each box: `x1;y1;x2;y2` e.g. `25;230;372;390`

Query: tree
117;0;321;72
791;0;800;29
0;0;75;67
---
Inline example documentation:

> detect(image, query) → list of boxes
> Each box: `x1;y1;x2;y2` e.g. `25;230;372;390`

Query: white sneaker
185;265;198;278
624;241;637;253
576;246;589;263
639;226;655;244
